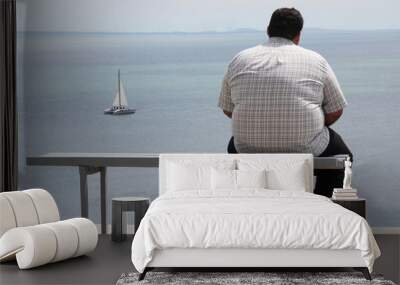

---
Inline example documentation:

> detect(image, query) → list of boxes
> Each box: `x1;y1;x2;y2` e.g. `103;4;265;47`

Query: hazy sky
17;0;400;32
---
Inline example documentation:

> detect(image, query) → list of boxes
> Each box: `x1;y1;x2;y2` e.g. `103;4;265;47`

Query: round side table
112;197;150;242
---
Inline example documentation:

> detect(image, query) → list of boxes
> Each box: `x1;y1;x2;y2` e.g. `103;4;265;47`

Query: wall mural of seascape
17;1;400;227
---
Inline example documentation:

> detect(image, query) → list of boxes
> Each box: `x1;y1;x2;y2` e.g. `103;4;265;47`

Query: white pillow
167;160;235;191
238;159;308;192
237;169;267;189
267;164;307;191
211;168;236;190
167;163;210;191
211;169;267;190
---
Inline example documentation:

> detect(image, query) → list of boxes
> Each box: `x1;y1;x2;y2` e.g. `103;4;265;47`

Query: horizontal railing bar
26;153;347;170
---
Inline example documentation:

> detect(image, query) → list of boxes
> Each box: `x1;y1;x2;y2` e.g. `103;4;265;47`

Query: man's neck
268;37;295;45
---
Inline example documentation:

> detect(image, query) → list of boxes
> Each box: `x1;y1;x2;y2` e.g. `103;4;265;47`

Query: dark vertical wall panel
0;0;18;192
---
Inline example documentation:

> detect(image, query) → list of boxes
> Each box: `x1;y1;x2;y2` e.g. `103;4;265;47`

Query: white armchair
0;189;98;269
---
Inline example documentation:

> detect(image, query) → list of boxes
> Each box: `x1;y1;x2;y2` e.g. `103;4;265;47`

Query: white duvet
131;190;380;273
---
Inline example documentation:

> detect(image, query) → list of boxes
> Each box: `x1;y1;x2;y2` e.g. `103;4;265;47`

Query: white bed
131;154;380;280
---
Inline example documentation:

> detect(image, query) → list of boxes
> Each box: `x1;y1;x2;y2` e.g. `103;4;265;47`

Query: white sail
112;80;128;107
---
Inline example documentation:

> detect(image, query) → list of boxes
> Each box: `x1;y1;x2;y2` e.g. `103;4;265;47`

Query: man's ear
293;33;301;45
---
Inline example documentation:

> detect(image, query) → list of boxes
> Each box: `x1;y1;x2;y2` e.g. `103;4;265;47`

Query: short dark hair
267;8;303;40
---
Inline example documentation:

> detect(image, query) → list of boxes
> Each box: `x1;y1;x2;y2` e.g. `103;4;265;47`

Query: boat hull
104;109;114;114
104;108;136;115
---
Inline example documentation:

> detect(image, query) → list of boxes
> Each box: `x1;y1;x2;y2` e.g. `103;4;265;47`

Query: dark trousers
227;128;353;197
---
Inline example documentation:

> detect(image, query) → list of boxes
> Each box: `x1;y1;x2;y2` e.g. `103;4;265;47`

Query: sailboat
104;70;136;115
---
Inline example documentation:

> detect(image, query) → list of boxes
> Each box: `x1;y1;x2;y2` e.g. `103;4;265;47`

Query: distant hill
227;28;263;33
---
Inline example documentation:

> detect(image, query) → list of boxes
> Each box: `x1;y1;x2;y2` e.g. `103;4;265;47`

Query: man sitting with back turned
218;7;352;197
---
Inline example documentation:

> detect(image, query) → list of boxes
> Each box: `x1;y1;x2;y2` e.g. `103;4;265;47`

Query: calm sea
17;30;400;226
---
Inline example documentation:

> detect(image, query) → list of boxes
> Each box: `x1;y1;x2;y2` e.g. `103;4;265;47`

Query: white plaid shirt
218;37;347;156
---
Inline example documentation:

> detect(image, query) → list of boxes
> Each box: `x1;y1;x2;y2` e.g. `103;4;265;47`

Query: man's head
267;8;303;44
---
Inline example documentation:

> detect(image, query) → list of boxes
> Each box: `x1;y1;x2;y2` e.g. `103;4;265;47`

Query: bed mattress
131;190;380;273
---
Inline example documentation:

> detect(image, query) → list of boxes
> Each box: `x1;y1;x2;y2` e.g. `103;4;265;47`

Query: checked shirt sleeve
322;60;348;114
218;70;234;113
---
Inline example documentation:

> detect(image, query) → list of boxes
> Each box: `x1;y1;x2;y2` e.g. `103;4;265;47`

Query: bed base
138;248;372;281
138;267;371;281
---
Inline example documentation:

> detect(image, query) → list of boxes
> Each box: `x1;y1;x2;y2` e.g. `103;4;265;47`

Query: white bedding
131;190;380;273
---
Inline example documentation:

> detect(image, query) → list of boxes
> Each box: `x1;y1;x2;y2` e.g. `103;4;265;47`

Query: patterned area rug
116;272;396;285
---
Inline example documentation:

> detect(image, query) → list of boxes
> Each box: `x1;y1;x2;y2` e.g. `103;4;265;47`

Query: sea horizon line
17;27;400;35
